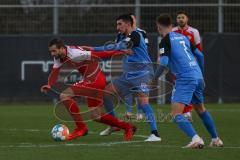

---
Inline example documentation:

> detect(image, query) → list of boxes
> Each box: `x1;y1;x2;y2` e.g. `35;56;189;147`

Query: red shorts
183;105;193;113
70;72;106;108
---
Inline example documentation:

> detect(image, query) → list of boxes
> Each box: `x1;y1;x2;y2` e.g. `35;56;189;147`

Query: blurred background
1;0;240;103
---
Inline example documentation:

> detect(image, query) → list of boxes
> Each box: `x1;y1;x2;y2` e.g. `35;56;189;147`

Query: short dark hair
176;11;188;17
48;38;65;48
116;14;133;26
127;13;135;17
156;14;173;27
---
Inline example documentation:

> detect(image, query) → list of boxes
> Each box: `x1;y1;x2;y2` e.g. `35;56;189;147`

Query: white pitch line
89;131;149;139
0;140;146;148
2;129;240;149
0;128;42;132
1;142;240;149
0;129;149;139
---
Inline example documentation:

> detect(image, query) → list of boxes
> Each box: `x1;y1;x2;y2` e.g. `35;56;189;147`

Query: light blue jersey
159;32;203;80
157;31;205;105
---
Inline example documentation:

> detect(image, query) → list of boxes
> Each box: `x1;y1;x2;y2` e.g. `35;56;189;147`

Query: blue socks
174;114;197;138
174;111;218;139
141;104;157;132
199;111;218;138
103;96;116;117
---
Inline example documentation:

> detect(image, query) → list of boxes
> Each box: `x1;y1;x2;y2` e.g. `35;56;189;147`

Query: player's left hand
40;85;51;94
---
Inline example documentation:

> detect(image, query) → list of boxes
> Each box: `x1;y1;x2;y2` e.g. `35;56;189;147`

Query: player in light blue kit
84;14;161;141
154;14;223;148
123;13;146;120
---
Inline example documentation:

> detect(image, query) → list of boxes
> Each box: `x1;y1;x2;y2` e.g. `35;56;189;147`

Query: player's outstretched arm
69;49;132;62
80;46;94;51
48;68;60;87
40;67;60;94
91;50;132;59
88;35;135;52
81;43;125;52
153;56;169;81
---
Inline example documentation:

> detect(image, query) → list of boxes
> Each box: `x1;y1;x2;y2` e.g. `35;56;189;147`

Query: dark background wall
203;33;240;102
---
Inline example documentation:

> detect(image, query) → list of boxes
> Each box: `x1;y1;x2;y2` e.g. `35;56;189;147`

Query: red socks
62;99;87;129
98;114;131;130
183;105;193;113
62;99;131;131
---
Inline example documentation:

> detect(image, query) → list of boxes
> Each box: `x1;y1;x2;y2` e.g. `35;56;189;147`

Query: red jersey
48;46;125;87
52;46;101;83
172;26;202;51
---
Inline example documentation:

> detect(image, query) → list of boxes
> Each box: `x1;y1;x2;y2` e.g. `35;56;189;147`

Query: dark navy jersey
159;32;203;80
115;27;148;46
136;27;148;46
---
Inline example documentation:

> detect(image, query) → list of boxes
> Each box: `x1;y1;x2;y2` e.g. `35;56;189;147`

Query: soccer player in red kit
173;11;202;51
172;11;203;120
41;38;136;141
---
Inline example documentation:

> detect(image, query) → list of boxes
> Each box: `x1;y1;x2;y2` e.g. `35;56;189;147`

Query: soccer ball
51;124;69;141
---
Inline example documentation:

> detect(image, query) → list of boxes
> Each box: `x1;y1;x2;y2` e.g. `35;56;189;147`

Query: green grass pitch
0;103;240;160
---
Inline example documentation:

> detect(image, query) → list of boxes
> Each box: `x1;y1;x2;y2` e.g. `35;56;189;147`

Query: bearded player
41;38;136;141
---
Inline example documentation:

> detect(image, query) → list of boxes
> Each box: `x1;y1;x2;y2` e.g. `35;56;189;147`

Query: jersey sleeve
93;46;105;51
91;50;126;59
158;34;171;67
126;31;141;48
68;48;91;62
138;29;149;45
48;68;60;87
49;58;61;87
190;42;197;53
193;29;202;51
159;34;171;57
94;33;122;51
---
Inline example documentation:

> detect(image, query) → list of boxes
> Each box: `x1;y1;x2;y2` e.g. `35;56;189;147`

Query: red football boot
66;127;88;141
124;125;137;141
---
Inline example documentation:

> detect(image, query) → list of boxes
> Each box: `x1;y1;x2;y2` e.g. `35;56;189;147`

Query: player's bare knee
171;103;185;116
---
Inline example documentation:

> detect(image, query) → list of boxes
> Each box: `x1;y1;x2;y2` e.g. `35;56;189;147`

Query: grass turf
0;103;239;160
